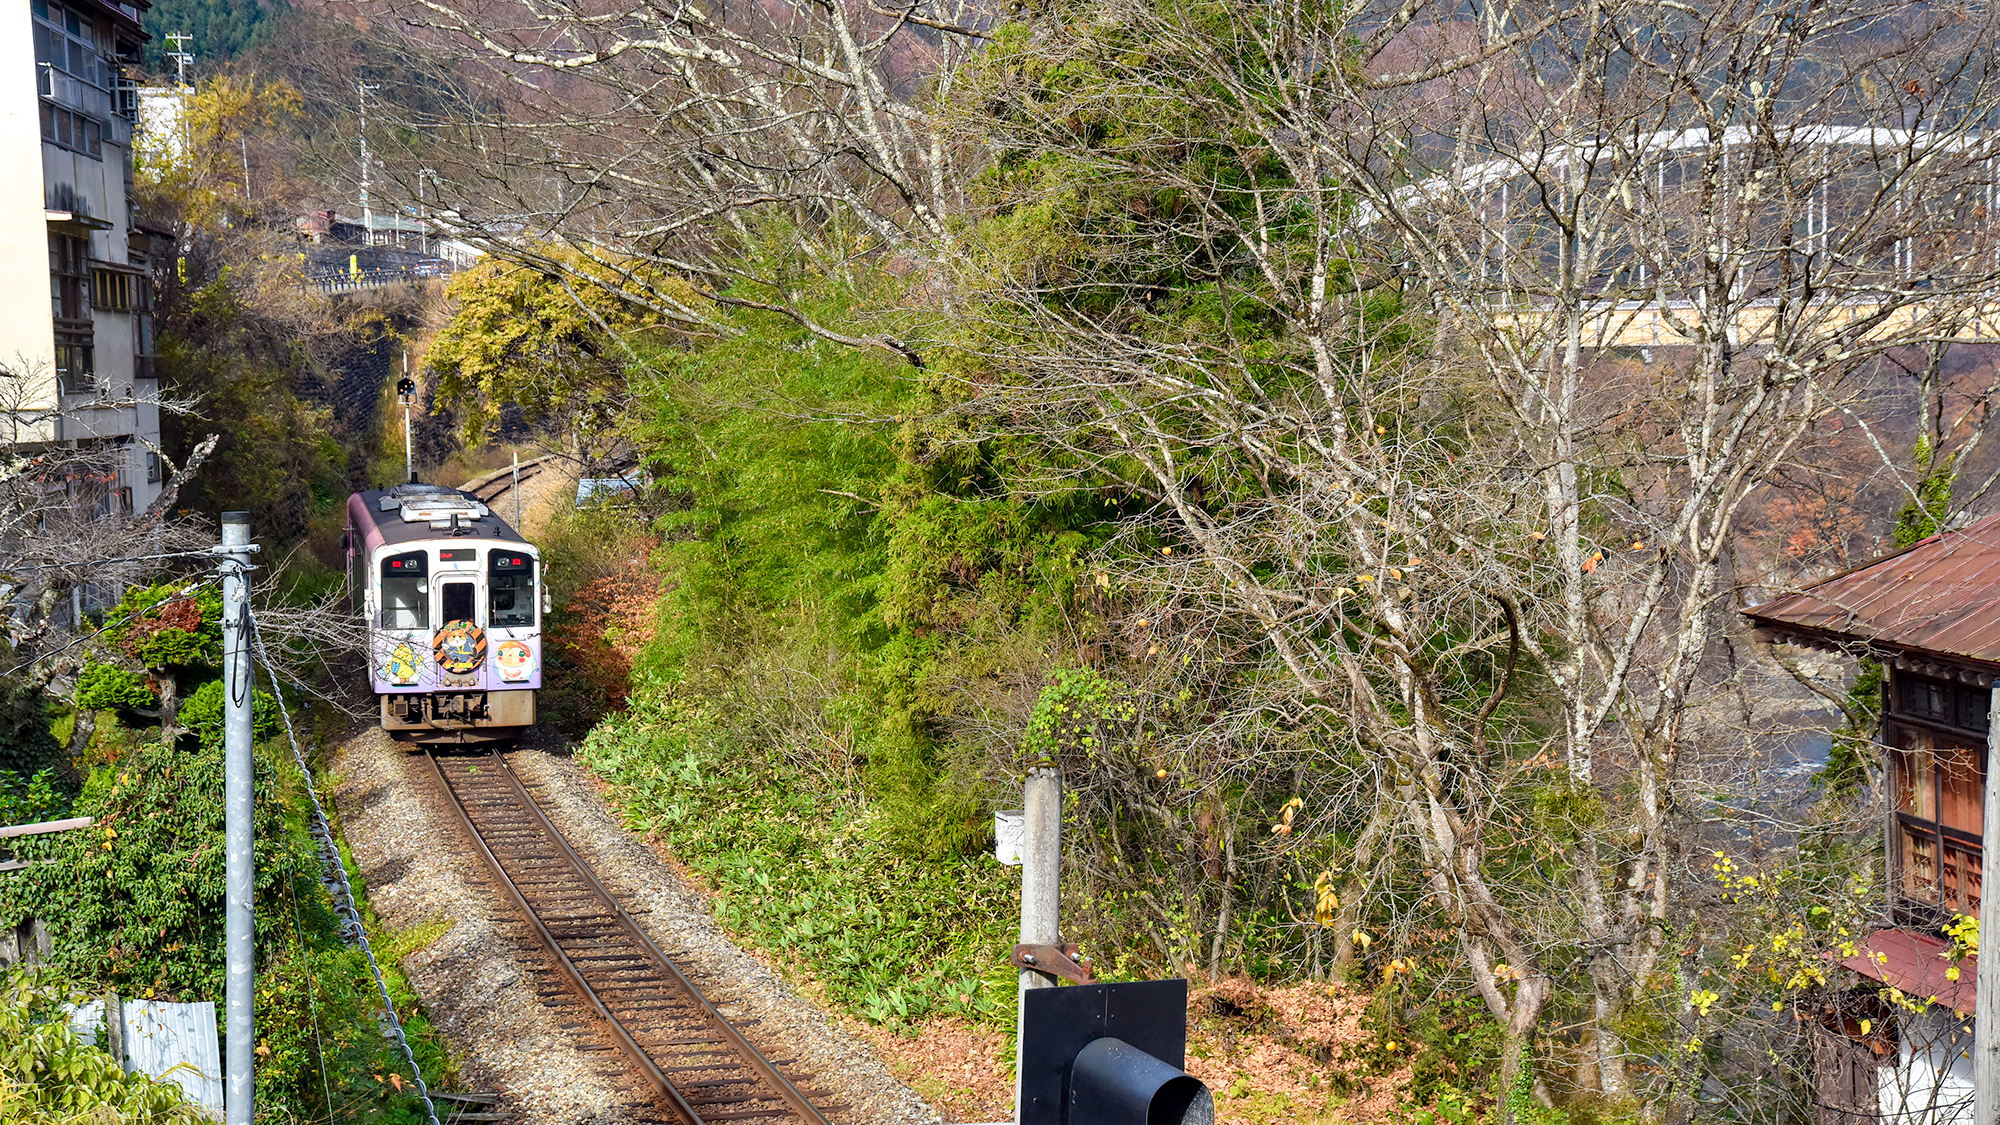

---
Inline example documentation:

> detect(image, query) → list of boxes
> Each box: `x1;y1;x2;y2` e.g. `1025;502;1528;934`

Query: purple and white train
345;482;544;744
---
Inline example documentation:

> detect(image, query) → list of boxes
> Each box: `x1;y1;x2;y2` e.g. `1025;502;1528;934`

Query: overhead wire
244;602;442;1125
0;580;218;678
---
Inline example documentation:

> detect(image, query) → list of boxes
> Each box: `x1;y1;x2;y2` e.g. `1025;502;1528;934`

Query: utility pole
513;449;522;529
1977;683;2000;1124
357;81;380;246
240;136;251;203
219;512;257;1125
397;361;418;484
164;32;192;88
1015;767;1061;1124
165;32;192;161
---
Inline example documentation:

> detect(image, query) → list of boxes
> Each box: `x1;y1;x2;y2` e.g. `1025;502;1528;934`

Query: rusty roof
1745;511;2000;668
1838;928;1976;1015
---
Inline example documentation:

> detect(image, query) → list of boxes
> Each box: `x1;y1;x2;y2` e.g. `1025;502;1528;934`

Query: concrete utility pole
219;512;256;1125
513;449;522;529
1015;767;1061;1124
164;32;192;88
1977;684;2000;1124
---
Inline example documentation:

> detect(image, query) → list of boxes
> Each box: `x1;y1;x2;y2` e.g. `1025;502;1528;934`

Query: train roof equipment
352;483;530;548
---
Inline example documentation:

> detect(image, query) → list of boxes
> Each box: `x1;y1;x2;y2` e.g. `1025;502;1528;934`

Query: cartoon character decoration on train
433;619;487;675
495;639;535;682
384;642;421;685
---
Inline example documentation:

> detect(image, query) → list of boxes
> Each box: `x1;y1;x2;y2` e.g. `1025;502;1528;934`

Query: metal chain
246;609;443;1125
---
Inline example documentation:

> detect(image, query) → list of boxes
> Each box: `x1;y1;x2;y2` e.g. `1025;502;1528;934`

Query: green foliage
581;700;1019;1028
0;972;205;1123
1893;436;1955;548
0;737;453;1123
0;770;71;828
74;663;159;713
141;0;287;71
429;253;696;451
102;584;224;673
178;679;282;749
0;739;315;996
0;668;61;778
1023;667;1135;766
1818;660;1884;797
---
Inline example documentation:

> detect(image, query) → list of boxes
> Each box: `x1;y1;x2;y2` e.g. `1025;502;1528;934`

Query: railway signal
1017;980;1213;1125
397;360;418;484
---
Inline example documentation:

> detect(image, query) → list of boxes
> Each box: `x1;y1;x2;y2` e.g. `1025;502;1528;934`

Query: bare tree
335;0;985;363
934;0;2000;1106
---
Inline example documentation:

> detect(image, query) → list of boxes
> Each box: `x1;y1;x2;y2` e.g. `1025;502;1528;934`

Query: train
345;481;544;744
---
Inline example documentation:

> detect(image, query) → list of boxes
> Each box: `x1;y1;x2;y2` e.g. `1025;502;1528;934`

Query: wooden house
1747;515;2000;1124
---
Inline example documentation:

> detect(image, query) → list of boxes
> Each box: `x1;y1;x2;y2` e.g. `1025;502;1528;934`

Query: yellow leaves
1352;930;1373;950
1094;572;1109;587
1859;1018;1873;1035
1271;798;1301;836
1631;541;1646;550
1690;988;1720;1017
1388;568;1403;580
1161;547;1172;555
1946;965;1961;982
1313;869;1340;925
1155;768;1168;778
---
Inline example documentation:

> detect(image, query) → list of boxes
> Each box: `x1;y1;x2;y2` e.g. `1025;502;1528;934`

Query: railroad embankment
331;723;939;1125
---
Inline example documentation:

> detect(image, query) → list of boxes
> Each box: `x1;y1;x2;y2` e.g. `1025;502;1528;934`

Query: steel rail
423;749;831;1125
480;750;832;1125
418;749;702;1124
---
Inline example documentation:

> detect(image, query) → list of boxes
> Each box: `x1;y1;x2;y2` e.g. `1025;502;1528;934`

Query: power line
247;609;442;1125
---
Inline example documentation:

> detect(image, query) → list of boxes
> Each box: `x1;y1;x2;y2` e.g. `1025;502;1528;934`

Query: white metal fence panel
122;998;224;1117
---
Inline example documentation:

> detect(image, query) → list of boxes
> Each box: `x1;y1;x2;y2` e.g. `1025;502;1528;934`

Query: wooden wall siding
1815;1026;1882;1125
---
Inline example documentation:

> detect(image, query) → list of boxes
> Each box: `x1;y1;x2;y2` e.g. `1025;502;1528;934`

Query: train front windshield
490;550;535;627
382;552;428;629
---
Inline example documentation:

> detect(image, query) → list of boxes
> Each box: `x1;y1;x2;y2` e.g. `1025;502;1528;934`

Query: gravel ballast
331;723;944;1125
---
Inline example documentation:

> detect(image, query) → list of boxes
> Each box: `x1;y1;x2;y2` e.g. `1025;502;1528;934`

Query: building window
49;233;88;320
55;330;94;394
31;1;108;90
39;102;103;158
144;452;160;484
91;268;130;312
1894;736;1984;916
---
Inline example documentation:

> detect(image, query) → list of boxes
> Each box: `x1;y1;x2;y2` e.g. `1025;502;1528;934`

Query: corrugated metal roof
1745;512;2000;667
1839;928;1976;1015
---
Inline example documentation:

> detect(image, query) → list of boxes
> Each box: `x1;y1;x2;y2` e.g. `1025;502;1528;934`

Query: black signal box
1018;979;1212;1125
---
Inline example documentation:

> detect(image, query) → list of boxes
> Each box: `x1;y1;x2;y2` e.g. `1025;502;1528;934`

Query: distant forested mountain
140;0;287;73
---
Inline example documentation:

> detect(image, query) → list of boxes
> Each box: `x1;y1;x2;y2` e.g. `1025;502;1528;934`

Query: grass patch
580;698;1021;1029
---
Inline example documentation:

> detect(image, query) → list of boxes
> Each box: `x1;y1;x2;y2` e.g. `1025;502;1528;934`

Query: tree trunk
157;673;182;744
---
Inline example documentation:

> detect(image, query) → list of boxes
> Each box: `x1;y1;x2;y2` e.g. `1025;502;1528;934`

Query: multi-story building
2;0;161;516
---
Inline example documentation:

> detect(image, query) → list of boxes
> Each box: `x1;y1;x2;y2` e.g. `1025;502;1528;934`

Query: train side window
488;550;536;628
441;582;475;624
380;552;428;629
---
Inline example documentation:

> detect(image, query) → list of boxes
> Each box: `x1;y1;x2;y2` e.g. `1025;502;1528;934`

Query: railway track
462;457;554;507
421;749;836;1125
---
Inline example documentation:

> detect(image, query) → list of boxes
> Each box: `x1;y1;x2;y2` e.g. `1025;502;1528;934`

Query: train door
435;546;480;628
